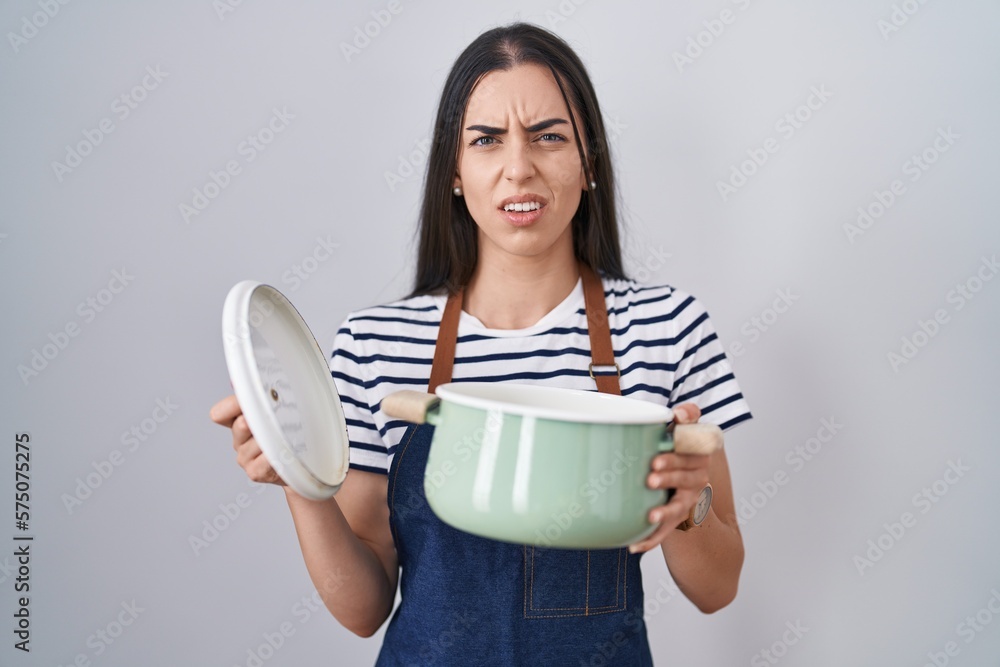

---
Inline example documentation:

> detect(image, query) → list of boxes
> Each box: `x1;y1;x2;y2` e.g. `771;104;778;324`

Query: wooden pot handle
381;391;440;425
669;423;723;456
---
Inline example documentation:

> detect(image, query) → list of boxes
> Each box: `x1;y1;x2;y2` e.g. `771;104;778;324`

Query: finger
672;402;701;424
210;395;242;427
231;414;254;449
245;454;283;485
647;468;710;491
650;452;710;471
658;488;697;518
628;521;677;554
628;496;694;553
235;436;262;467
650;489;697;525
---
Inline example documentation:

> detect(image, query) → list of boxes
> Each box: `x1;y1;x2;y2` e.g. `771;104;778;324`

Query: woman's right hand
209;394;287;487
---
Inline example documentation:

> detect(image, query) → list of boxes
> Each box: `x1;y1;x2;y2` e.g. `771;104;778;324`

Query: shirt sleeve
329;315;390;474
668;289;752;433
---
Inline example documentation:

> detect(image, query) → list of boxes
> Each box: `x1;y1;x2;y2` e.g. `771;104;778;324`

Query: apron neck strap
579;261;621;396
427;285;464;395
427;261;620;396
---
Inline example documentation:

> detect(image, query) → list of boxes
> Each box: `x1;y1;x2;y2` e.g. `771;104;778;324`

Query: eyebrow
465;118;569;135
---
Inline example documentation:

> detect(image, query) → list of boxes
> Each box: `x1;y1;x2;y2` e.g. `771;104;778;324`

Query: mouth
501;201;543;212
498;194;548;227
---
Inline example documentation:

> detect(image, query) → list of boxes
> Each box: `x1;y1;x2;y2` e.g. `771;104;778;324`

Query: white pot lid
221;281;349;500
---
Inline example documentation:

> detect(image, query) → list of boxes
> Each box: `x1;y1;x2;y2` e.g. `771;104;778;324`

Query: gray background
2;1;998;665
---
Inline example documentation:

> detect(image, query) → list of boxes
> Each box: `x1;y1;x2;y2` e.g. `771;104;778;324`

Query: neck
464;236;579;330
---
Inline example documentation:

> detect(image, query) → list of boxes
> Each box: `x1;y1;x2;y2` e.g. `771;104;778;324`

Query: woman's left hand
628;402;713;554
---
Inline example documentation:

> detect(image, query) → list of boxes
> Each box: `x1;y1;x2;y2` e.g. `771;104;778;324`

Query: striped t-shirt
329;276;752;475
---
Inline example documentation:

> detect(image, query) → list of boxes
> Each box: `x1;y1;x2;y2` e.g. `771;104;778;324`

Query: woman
211;22;751;665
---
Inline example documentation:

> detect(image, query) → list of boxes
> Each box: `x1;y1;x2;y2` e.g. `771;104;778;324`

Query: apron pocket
523;545;628;619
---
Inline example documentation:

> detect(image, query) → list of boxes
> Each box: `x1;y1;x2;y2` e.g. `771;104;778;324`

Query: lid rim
221;281;348;500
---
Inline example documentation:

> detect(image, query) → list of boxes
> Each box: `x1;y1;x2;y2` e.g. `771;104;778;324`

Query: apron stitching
624;548;629;608
526;546;625;613
529;602;625;611
614;547;622;606
531;546;536;610
525;608;626;619
534;604;623;611
389;425;419;516
523;545;528;618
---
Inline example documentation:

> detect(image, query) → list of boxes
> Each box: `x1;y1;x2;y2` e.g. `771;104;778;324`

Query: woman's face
454;63;588;264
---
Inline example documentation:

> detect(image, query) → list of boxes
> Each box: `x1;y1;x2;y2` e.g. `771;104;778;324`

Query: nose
502;142;536;183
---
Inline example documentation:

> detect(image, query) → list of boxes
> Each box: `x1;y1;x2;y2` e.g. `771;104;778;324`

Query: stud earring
453;187;463;196
589;180;597;190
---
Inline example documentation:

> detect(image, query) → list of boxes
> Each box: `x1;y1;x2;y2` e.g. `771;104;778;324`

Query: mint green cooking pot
383;383;720;549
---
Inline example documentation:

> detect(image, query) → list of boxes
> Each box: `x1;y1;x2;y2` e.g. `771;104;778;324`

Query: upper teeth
504;202;542;212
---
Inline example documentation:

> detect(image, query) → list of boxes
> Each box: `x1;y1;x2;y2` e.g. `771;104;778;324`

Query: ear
453;174;462;189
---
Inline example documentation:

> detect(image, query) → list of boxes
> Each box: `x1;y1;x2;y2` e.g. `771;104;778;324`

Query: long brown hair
409;22;625;296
